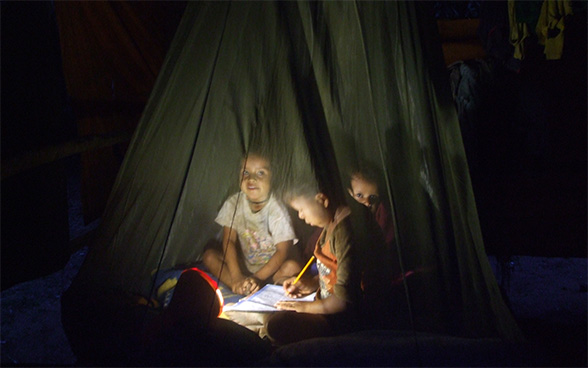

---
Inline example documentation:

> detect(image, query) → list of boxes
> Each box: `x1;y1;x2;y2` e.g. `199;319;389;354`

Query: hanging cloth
508;0;531;60
535;0;574;60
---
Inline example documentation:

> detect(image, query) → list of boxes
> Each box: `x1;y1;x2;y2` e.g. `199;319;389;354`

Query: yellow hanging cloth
536;0;574;60
508;0;531;60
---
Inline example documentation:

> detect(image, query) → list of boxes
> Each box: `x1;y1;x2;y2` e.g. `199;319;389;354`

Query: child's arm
275;293;347;314
221;226;247;292
250;240;293;285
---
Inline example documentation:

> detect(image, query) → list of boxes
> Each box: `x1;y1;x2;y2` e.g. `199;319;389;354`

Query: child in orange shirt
265;181;392;345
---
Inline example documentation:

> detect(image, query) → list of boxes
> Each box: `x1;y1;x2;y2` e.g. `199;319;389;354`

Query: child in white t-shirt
203;152;301;296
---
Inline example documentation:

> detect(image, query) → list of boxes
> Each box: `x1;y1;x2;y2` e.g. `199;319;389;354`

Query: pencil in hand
292;255;315;285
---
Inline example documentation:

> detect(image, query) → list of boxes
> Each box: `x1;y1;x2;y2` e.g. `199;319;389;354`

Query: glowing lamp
166;267;224;327
185;267;225;316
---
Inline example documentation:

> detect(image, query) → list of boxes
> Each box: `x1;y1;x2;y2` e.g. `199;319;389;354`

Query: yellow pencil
292;255;315;285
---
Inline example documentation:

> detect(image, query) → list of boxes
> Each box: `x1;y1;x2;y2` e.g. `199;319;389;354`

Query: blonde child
202;152;301;296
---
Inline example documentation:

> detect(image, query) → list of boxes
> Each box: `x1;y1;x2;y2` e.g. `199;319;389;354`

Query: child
265;181;393;345
202;152;301;296
348;166;425;330
347;165;395;247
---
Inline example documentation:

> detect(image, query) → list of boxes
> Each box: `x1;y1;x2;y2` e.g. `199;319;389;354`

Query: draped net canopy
70;0;522;343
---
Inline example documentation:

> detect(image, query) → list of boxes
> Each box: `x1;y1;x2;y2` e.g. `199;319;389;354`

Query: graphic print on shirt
317;258;333;299
241;228;274;265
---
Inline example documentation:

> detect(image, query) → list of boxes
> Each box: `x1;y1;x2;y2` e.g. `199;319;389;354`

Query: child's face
288;194;331;228
240;154;271;203
348;175;379;208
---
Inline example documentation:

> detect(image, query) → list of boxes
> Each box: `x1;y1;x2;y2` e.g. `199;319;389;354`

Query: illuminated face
240;154;271;203
288;194;331;228
348;174;379;209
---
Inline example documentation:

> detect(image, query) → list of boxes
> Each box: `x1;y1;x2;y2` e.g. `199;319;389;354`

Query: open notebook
223;284;316;312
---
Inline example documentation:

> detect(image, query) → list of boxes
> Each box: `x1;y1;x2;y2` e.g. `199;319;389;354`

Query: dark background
0;1;585;367
1;0;586;286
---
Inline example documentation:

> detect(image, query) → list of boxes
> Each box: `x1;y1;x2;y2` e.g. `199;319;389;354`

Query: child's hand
283;277;315;298
243;276;260;295
233;276;260;295
231;277;247;295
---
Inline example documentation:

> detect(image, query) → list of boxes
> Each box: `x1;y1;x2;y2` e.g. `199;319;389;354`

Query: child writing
202;151;302;296
265;180;393;345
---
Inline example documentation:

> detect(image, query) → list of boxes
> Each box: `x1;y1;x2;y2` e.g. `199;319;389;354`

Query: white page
223;284;316;312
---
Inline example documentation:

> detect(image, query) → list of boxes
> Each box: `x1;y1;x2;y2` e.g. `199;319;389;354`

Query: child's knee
201;248;218;267
280;259;302;276
265;312;289;343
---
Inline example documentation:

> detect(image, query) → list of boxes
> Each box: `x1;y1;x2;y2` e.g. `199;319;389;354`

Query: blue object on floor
154;267;241;308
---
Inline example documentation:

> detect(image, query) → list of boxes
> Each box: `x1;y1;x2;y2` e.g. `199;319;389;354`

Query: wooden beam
1;131;132;180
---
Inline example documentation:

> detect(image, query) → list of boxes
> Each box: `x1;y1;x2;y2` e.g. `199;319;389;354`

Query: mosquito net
66;1;523;360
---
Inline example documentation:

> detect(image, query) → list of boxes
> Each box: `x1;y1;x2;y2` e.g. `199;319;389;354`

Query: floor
1;155;586;366
1;245;585;367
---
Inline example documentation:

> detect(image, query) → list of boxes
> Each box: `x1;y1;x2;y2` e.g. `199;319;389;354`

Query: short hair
347;160;381;189
282;180;319;204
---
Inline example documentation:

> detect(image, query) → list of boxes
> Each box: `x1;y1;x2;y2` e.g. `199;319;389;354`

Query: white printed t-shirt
215;192;297;273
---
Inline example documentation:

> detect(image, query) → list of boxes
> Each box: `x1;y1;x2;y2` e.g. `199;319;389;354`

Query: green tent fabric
64;1;524;364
